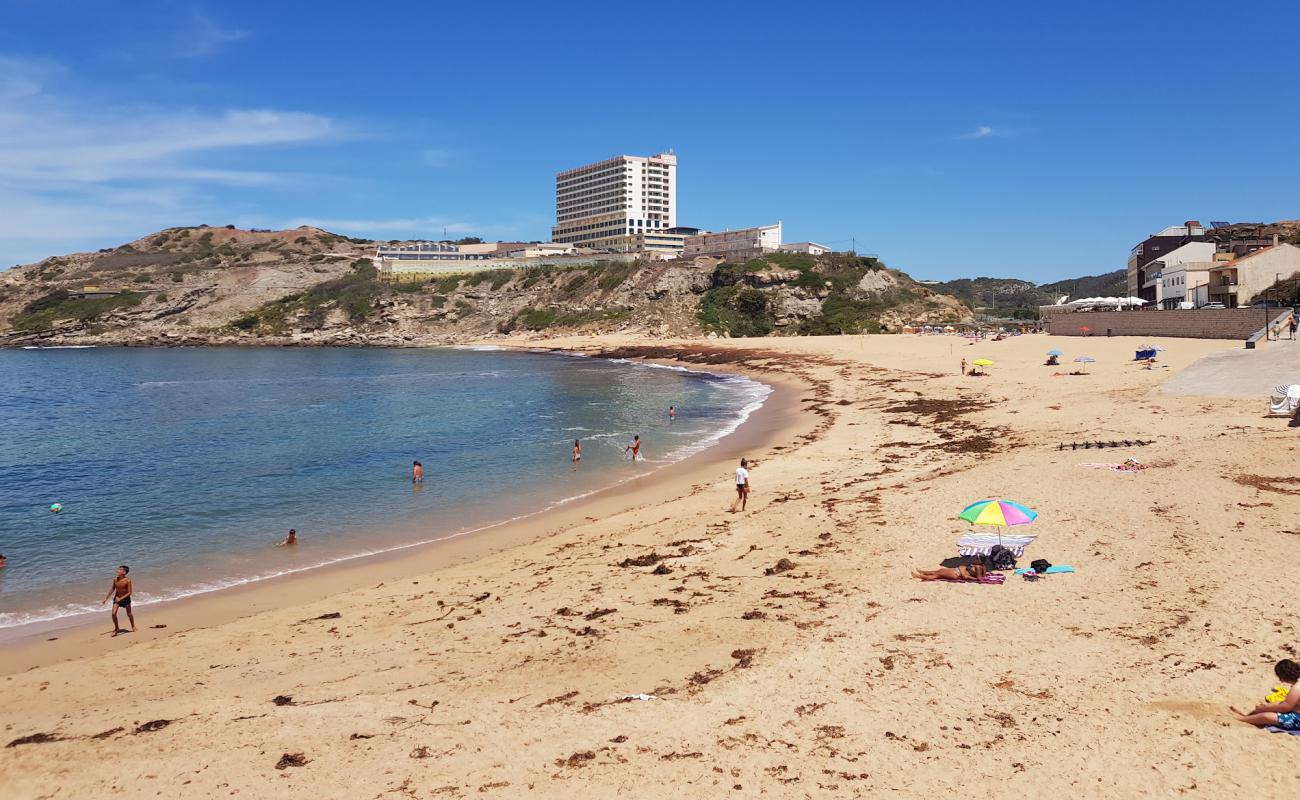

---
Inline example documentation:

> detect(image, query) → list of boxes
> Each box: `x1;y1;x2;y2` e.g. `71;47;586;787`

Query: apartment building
684;223;782;260
1126;221;1212;302
551;152;677;252
1207;242;1300;308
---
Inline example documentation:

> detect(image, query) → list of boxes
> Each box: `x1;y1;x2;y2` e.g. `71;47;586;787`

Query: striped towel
938;572;1005;585
1265;726;1300;737
956;534;1035;558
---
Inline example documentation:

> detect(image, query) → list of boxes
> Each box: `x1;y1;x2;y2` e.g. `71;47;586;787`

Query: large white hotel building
552;152;677;252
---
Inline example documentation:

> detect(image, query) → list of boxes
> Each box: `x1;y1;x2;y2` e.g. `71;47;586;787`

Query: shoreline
6;333;1298;799
0;349;814;674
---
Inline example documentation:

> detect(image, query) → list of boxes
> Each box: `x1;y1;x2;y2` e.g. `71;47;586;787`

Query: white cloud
0;54;346;266
0;108;336;187
177;9;250;58
957;125;1012;140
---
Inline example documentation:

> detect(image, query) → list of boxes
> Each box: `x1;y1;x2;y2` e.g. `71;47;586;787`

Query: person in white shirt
731;458;750;512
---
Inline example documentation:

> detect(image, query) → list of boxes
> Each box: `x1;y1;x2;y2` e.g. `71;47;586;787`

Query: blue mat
1014;565;1075;575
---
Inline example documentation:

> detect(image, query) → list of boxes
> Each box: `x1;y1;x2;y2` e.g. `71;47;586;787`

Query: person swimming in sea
278;529;298;547
572;439;582;466
624;435;642;461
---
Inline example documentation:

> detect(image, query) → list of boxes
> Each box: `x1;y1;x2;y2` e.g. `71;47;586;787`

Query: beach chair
1135;349;1155;361
1268;384;1300;417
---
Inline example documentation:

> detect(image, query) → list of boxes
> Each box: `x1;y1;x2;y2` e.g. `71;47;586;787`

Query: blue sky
1;0;1297;281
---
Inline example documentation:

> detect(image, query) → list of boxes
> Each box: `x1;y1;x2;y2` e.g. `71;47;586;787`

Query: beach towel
1264;726;1300;736
1078;460;1146;473
956;534;1035;558
937;572;1006;585
1014;565;1075;575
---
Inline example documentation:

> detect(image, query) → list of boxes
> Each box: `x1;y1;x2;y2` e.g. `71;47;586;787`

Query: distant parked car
1199;302;1226;309
1250;300;1288;308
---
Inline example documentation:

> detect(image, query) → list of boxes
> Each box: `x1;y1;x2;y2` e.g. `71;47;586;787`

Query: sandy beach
3;333;1298;798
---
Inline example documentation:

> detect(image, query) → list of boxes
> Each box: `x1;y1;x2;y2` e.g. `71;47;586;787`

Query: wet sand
2;333;1298;799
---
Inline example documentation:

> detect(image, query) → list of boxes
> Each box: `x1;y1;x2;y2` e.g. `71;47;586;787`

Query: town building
780;241;832;256
374;242;491;263
1160;261;1215;308
1207;241;1300;308
1137;240;1216;308
1126;221;1212;302
551;152;677;252
684;223;782;260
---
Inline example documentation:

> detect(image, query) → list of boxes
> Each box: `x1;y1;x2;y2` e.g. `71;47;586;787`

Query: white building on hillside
780;241;832;256
684;223;782;260
552;152;677;252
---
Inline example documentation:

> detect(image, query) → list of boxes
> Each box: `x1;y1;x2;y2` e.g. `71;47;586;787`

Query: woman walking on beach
572;439;582;467
731;458;750;512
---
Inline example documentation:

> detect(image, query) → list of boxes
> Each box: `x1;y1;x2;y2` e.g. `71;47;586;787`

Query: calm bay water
0;346;769;632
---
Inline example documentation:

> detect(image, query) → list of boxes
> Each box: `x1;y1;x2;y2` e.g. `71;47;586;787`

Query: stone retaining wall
1047;309;1291;340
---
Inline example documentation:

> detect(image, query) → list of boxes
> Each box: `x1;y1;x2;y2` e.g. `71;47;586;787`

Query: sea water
0;347;769;633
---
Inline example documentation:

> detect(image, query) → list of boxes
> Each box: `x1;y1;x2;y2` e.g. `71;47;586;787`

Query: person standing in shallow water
101;565;135;635
572;439;581;467
412;460;424;483
624;435;642;461
669;405;676;420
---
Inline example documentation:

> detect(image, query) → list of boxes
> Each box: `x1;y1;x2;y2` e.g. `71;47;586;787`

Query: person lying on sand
912;563;987;582
1231;658;1300;730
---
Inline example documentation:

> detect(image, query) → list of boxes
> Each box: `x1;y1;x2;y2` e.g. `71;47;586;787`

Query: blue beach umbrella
1047;349;1064;357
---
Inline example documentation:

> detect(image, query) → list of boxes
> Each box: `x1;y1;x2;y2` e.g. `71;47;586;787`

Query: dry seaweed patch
1234;474;1300;495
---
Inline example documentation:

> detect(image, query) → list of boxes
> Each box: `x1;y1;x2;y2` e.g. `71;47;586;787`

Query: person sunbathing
1230;658;1300;730
912;563;988;582
1045;355;1059;366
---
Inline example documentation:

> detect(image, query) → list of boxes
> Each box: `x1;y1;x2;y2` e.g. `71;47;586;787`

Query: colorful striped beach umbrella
959;499;1037;528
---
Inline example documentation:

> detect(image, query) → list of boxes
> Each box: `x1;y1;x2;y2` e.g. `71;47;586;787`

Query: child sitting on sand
1230;659;1300;730
912;563;987;582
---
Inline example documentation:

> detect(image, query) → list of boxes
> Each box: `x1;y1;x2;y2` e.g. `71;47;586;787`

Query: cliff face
0;228;972;346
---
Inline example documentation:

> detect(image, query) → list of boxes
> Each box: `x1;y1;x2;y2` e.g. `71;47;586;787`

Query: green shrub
477;269;515;290
597;263;636;290
697;286;774;337
518;307;556;330
12;291;145;331
429;295;447;308
435;275;462;293
132;274;151;283
171;272;184;282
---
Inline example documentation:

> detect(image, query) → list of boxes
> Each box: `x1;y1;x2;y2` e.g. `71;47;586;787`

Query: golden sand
2;333;1298;798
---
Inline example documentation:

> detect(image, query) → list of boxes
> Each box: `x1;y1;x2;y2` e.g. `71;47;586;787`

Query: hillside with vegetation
928;270;1128;319
0;227;971;346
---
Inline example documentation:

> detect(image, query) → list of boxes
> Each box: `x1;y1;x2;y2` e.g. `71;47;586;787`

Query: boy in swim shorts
101;565;135;635
1231;659;1300;730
